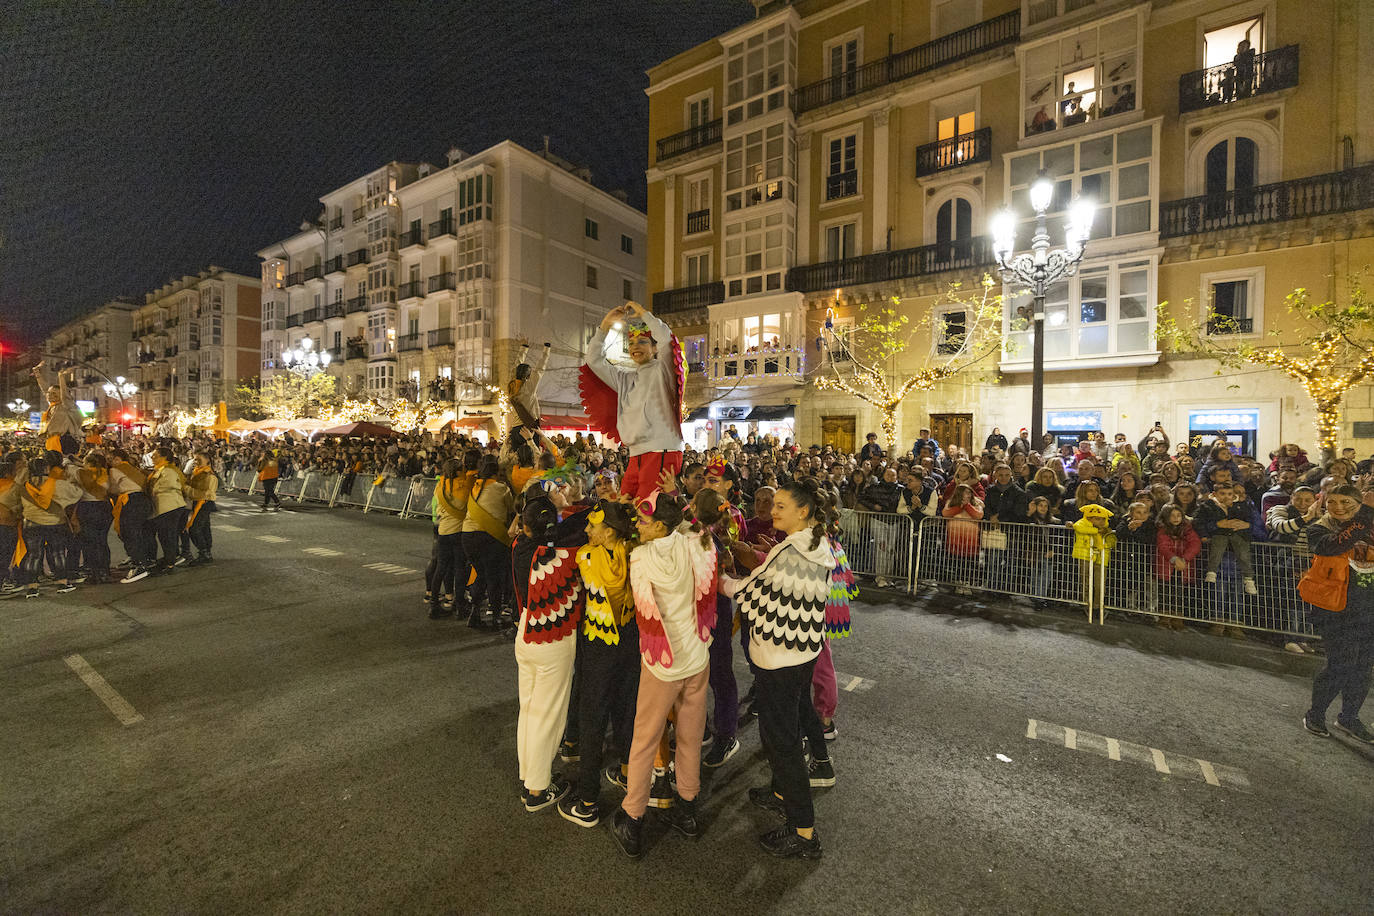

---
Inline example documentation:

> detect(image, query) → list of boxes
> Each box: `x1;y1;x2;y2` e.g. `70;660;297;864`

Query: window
1022;16;1138;137
333;331;341;350
623;278;633;300
621;234;633;255
1201;267;1263;336
824;32;860;100
457;173;492;225
936;310;968;355
725;122;793;212
725;23;795;126
366;313;393;357
1007;123;1156;241
367;363;394;393
686;174;712;233
936;199;972;247
686;91;712;128
457;230;489;281
823;221;857;261
826;134;858;201
1204;137;1258;197
408;315;419;337
585;218;599;240
334;288;343;302
725;211;794;297
934;110;977;170
1004;258;1155;364
685;251;712;287
1204;16;1263;69
586;265;598;289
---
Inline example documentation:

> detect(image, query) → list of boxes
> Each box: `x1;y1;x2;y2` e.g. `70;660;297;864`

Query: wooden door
930;412;973;456
821;415;856;454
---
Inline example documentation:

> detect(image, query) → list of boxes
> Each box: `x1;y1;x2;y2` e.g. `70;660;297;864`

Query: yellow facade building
646;0;1374;459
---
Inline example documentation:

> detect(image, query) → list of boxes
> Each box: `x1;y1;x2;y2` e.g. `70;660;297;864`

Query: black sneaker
1333;719;1374;744
558;739;579;764
56;583;77;594
808;757;836;788
759;825;822;859
198;553;213;564
523;775;570;813
611;808;644;859
822;720;838;741
172;555;190;568
428;604;453;620
648;770;675;809
121;567;149;584
748;785;786;818
24;586;40;599
557;796;600;828
703;736;740;768
1302;713;1331;738
659;794;699;838
602;765;627;791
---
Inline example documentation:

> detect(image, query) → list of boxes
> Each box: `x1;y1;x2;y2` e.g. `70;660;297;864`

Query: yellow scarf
79;468;109;498
23;476;57;510
0;478;17;528
466;479;512;545
435;476;466;520
185;467;214;530
578;540;632;645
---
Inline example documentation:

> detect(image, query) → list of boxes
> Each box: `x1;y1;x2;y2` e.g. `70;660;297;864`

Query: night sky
0;0;754;343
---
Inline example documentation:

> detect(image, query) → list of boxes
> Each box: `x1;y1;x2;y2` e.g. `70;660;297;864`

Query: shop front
1185;408;1260;458
1045;409;1108;450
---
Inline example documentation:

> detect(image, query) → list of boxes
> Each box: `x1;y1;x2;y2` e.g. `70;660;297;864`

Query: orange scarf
112;492;130;536
80;468;109;498
185;467;214;530
23;476;57;510
0;478;17;528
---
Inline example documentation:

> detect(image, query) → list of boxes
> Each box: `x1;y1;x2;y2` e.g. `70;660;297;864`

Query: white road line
64;654;143;726
217;524;243;532
843;675;863;691
304;547;343;557
1026;718;1038;740
1150;747;1171;775
255;535;291;543
1106;737;1121;761
1197;759;1220;787
1064;727;1077;750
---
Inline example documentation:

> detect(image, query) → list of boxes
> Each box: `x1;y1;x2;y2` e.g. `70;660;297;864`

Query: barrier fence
838;509;916;590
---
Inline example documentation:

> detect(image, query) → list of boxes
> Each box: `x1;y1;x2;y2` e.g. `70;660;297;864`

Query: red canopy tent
541;414;593;431
320;421;398;438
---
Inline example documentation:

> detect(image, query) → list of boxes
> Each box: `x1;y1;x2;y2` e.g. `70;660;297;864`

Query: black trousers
75;500;113;577
20;522;72;583
576;623;641;805
425;525;439;593
461;531;509;611
1309;610;1374;724
118;493;156;567
430;531;467;609
150;508;187;568
754;657;825;830
0;524;17;583
262;478;281;507
186;503;214;555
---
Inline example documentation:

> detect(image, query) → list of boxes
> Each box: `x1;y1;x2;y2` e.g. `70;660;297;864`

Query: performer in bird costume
508;342;552;437
579;301;685;500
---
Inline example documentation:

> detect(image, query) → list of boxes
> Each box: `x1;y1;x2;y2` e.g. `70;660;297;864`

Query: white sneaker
1205;572;1218;584
1242;578;1258;595
121;568;149;584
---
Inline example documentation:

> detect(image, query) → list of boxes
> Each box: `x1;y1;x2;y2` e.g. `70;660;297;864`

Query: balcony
346;343;367;360
285;272;304;287
398;279;425;300
186;369;201;383
324;255;345;274
427;272;456;294
657;118;723;163
303;264;323;282
916;127;992;178
397;333;423;352
346;247;369;267
353;206;366;222
302;307;321;324
329;215;344;231
786;237;995;294
1179;44;1299;114
400;227;425;249
428;217;455;239
428;327;455;347
324;302;345;319
286;314;303;328
327;346;343;361
346;295;369;314
686;208;711;235
652;280;725;316
1206;316;1254;336
707;346;806;384
1159;165;1374;239
825;170;859;201
795;10;1019;113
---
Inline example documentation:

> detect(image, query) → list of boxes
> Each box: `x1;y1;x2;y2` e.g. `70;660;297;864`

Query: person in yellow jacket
109;448;156;583
430;456;472;621
1072;503;1117;611
182;451;218;565
257;450;282;511
0;458;22;595
461;453;515;628
146;447;188;573
74;451;116;584
14;456;83;598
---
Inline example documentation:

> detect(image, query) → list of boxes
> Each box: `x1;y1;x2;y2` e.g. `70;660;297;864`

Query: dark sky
0;0;753;343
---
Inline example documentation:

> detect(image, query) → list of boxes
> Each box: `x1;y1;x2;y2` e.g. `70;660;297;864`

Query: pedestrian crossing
217;524;243;533
363;562;417;576
1026;719;1250;790
254;535;292;544
303;547;344;558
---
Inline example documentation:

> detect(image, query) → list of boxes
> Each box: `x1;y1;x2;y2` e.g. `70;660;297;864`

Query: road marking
1026;719;1247;791
64;654;143;726
304;547;344;557
832;670;875;693
363;562;416;576
255;535;291;544
217;524;243;532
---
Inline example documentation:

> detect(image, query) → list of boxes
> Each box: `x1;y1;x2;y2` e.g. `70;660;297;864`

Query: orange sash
112;461;147;488
23;478;56;510
80;468;109;499
12;524;26;566
0;479;17;528
186;501;205;530
112;492;130;536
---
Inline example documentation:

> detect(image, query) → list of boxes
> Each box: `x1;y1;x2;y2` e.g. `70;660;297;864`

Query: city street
2;495;1371;916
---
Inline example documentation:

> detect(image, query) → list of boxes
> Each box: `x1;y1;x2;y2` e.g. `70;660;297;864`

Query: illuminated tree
815;276;1006;453
233;372;338;421
1156;272;1374;461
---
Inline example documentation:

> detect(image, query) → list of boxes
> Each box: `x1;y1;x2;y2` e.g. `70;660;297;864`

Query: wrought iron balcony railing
398;280;425;300
1179;44;1299;114
427;272;456;294
399;227;424;248
825;169;859;201
428;217;455;239
286;314;303;328
656;118;723;163
916;127;992;178
303;264;322;282
686;208;711;235
1159;165;1374;239
428;327;455;347
324;302;345;319
786;237;995;294
324;255;344;274
285;272;303;287
345;295;369;314
652;280;725;316
346;247;369;267
302;307;321;324
397;333;423;352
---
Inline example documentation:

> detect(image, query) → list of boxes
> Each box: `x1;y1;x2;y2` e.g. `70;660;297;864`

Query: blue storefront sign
1188;409;1259;431
1046;410;1103;431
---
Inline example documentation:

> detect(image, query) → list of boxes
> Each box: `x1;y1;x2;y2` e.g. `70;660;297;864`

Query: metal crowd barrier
365;477;412;515
276;473;305;500
299;471;343;506
837;509;916;590
404;477;439;520
334;474;372;509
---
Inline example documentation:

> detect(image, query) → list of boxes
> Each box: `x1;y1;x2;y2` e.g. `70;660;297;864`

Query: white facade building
40;298;140;424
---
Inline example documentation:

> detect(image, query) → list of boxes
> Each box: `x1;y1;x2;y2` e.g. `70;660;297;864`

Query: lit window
1007;123;1155;240
725;122;794;212
1022;16;1138;138
1003;259;1154;365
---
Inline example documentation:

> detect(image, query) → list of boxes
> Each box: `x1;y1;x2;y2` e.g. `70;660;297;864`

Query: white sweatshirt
585;311;683;457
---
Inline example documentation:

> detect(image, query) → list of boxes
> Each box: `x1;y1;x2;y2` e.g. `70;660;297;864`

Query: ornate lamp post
6;397;30;416
102;376;139;440
991;169;1095;453
281;337;331;378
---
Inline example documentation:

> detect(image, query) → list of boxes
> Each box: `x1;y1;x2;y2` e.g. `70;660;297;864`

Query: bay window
724;210;794;297
725;23;795;127
1022;15;1139;138
1003;258;1156;366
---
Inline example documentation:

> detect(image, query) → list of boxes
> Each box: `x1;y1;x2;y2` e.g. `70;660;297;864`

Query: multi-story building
39;298;139;424
128;267;261;417
647;0;1374;457
258;141;647;415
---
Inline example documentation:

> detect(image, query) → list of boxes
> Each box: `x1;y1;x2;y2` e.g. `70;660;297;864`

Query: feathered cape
628;529;716;668
578;332;685;445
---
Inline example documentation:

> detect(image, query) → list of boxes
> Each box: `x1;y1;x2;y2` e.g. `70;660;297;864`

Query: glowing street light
281;337;331;377
6;398;30;415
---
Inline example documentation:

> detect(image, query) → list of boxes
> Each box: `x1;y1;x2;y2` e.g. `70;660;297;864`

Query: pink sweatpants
621;663;709;818
812;639;837;720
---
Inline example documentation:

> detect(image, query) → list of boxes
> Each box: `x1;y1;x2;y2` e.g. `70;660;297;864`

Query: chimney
446;147;467;166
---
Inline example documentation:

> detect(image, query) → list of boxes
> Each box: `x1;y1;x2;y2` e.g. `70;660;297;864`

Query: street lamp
7;398;30;415
281;337;331;377
991;169;1094;454
102;376;139;440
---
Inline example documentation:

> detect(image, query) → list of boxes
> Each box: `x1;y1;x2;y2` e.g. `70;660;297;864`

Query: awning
747;405;795;421
541;414;593;429
453;416;490;430
684;407;710;422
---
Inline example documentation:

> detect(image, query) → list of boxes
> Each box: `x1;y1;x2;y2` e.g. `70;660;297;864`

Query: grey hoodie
585;311;683;457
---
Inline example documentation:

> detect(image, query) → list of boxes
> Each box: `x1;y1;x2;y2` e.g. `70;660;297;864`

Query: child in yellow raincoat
1072;503;1116;611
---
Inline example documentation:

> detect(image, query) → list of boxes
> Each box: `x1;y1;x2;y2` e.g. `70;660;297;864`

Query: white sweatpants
514;616;576;793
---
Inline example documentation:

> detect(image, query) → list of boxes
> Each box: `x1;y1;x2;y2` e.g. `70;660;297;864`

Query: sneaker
557;796;600;828
1332;719;1374;745
703;737;740;768
1242;577;1258;596
611;808;644;859
24;586;40;599
558;739;580;764
602;765;628;791
808;757;836;788
121;567;149;584
56;583;77;594
822;721;838;741
1283;642;1305;654
748;785;786;818
172;555;190;568
68;575;88;584
1302;713;1330;738
523;775;570;813
648;770;675;809
702;725;714;747
427;605;453;620
197;553;214;565
1204;572;1218;584
659;794;699;838
759;824;823;859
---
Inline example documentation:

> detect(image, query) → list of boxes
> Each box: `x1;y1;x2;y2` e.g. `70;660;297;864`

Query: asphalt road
2;493;1372;915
